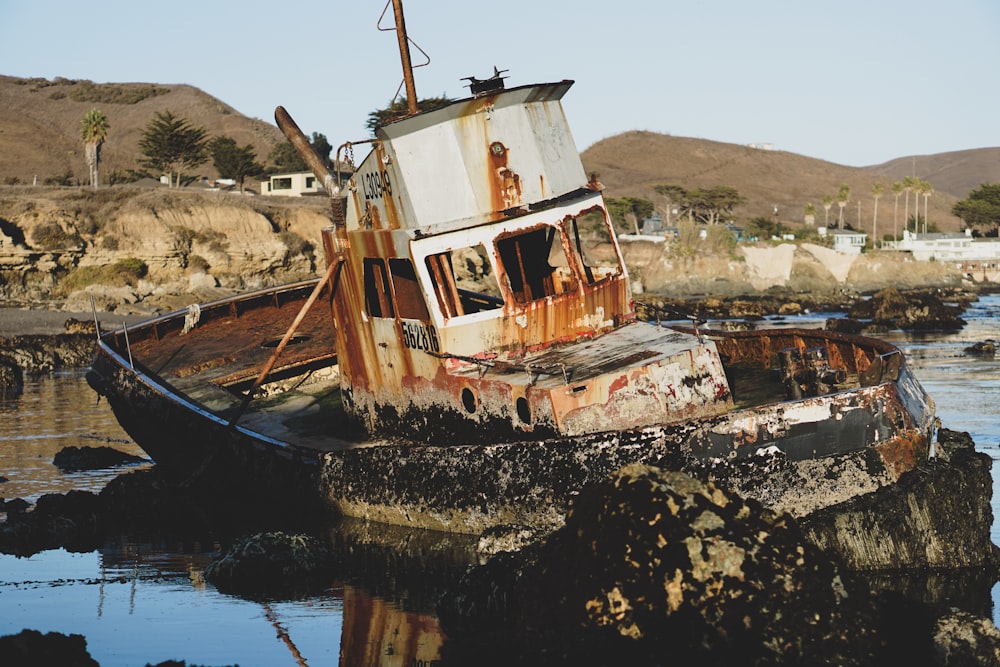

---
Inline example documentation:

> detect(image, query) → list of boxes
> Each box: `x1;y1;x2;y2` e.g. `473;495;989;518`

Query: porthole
516;396;531;424
461;387;477;413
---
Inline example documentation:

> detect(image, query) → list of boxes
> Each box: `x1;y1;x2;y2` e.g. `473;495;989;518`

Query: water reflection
0;516;473;667
0;370;151;501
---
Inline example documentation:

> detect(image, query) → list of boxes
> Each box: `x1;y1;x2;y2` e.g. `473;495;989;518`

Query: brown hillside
867;147;1000;200
0;75;284;185
582;131;965;236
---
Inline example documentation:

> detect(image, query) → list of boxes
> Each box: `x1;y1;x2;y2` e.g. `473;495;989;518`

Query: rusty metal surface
349;81;582;235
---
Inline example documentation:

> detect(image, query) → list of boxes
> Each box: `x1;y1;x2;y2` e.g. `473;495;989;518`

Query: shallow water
1;296;999;665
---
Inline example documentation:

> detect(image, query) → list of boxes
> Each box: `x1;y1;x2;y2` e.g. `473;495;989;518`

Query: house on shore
886;229;1000;280
829;230;867;254
260;172;324;197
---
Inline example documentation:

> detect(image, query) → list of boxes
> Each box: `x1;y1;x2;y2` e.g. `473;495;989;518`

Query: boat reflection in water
0;501;470;667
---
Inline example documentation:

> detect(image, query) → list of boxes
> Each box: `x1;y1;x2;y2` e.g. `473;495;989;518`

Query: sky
1;0;998;167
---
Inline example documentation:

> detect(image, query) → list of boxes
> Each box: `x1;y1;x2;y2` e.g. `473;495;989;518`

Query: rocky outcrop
933;610;1000;666
0;333;96;372
438;464;911;664
965;340;997;357
0;187;334;310
848;287;968;330
799;429;999;570
623;239;966;297
52;445;147;471
0;357;23;398
204;531;335;597
0;629;99;667
438;458;1000;665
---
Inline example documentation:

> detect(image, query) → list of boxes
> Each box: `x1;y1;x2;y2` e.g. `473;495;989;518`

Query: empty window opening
424;244;503;318
497;224;577;304
363;258;395;318
568;209;622;284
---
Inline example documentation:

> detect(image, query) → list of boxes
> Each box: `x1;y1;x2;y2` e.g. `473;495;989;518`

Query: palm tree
871;182;883;248
80;109;110;189
837;184;850;229
822;194;833;227
804;202;817;225
891;181;903;241
902;176;917;233
919;180;934;233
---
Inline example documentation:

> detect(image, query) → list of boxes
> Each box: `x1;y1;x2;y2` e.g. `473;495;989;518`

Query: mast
391;0;418;114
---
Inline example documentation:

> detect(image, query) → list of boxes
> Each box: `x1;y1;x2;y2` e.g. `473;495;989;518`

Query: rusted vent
260;335;312;349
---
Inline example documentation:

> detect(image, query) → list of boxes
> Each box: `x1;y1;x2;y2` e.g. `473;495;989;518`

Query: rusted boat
87;1;935;534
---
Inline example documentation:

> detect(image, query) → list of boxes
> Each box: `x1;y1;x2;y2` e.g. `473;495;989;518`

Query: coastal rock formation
0;629;99;667
0;357;23;399
0;333;96;373
440;464;884;664
0;188;333;310
933;610;1000;666
439;459;1000;666
848;287;967;330
800;429;999;570
204;531;335;597
627;240;965;297
52;445;147;472
965;340;997;357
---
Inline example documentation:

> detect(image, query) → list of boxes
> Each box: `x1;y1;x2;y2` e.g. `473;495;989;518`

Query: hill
0;75;284;185
867;148;1000;200
580;131;987;236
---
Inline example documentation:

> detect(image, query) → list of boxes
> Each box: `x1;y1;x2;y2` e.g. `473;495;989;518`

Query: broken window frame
495;222;579;305
363;257;395;319
423;243;504;320
565;206;623;285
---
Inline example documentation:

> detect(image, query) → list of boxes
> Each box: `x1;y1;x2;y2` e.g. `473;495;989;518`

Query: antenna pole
391;0;418;113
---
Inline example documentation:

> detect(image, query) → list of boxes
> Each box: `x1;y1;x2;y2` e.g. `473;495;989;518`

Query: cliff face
622;238;965;297
0;187;335;313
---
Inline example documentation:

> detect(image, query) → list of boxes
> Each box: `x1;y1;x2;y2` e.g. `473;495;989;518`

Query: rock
187;271;218;290
964;340;996;357
0;333;96;373
800;429;999;570
0;357;23;399
204;531;335;597
933;610;1000;666
1;498;29;515
440;464;887;665
477;524;539;557
52;445;147;471
62;317;97;335
825;317;864;334
0;629;99;667
849;287;967;331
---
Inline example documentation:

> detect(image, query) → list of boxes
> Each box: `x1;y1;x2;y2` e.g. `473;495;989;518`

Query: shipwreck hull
87;290;935;535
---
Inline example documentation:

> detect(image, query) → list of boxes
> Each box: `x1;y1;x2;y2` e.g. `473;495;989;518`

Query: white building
260;172;324;197
830;230;867;254
886;229;1000;280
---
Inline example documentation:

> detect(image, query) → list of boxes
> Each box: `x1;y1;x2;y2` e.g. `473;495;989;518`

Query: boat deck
106;286;362;452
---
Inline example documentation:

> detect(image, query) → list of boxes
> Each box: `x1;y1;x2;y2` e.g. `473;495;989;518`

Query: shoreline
0;307;149;337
